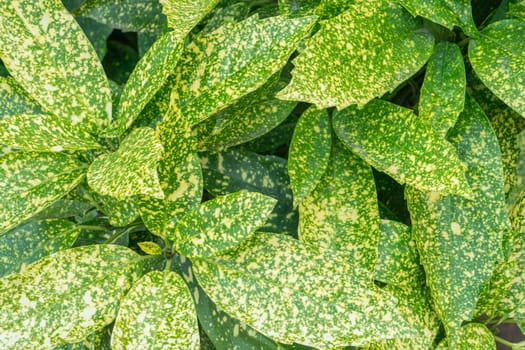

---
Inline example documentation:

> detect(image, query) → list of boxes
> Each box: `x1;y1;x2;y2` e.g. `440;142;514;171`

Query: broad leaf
435;323;496;350
0;244;142;349
112;271;199;349
193;232;415;348
173;14;315;125
88;127;164;200
469;20;525;117
0;114;101;152
160;0;219;35
75;16;112;60
99;195;139;227
200;2;250;35
0;219;80;278
0;0;112;133
0;77;42;116
168;192;276;258
419;42;465;137
288;106;331;207
33;199;93;220
509;1;525;20
0;152;86;234
299;142;380;272
333;99;472;197
405;95;510;345
277;1;434;109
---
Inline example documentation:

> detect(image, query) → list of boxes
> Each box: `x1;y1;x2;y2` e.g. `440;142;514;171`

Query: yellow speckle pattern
160;0;219;37
435;323;496;350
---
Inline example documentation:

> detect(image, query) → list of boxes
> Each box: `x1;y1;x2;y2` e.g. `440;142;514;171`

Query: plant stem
494;336;519;349
77;225;108;231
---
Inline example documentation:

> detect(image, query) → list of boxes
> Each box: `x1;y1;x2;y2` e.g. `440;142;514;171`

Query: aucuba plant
0;0;524;349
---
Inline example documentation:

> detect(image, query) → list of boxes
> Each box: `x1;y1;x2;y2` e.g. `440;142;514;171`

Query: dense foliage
0;0;524;349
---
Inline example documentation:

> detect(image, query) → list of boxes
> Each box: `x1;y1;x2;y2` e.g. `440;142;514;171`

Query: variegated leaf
33;199;93;220
99;195;139;227
173;14;315;125
137;241;163;255
435;323;496;350
333;99;472;197
0;244;142;349
0;152;86;234
0;219;80;278
405;95;510;345
277;1;434;109
160;0;218;35
75;16;112;60
0;114;101;152
112;271;199;349
88;127;164;200
168;192;276;258
315;0;353;19
288;106;331;207
0;0;112;133
419;42;465;137
53;327;109;350
193;232;415;348
299;141;379;272
509;1;525;20
0;77;42;116
469;20;525;117
200;2;250;35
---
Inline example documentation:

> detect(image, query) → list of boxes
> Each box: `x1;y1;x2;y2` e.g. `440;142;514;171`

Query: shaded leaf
75;16;112;60
435;323;496;350
509;0;525;20
33;199;93;220
200;2;250;35
0;77;42;116
160;0;218;35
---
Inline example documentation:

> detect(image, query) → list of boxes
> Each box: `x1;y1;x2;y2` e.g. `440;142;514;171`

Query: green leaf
33;199;93;220
0;114;101;152
173;14;316;125
99;195;139;227
0;0;112;133
509;1;525;20
168;192;276;258
405;95;510;345
200;2;250;35
469;20;525;117
299;141;380;272
435;323;496;350
419;42;465;137
193;232;415;348
277;2;434;109
0;244;142;349
0;77;42;116
88;127;164;200
288;106;331;207
0;219;80;278
54;327;109;350
333;99;472;197
160;0;219;36
75;16;112;60
112;271;199;349
396;0;477;35
137;241;163;255
0;152;86;234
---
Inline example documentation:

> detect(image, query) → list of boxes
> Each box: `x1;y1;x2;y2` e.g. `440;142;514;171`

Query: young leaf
299;142;380;272
168;192;277;258
159;0;219;36
0;152;86;234
0;77;42;116
469;20;525;117
419;42;465;137
0;114;101;152
405;95;510;345
277;1;434;109
192;232;415;348
173;14;316;125
0;244;142;349
88;127;164;200
137;241;163;255
111;271;199;349
0;219;80;278
0;0;112;133
333;99;472;197
288;106;332;207
435;323;496;350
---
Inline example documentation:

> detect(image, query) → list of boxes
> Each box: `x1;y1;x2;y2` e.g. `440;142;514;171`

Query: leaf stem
494;336;525;349
77;225;109;231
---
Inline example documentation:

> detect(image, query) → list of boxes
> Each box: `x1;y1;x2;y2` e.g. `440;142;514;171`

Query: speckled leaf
168;192;276;258
75;16;112;60
435;323;496;350
112;271;199;349
0;244;142;349
193;232;415;348
299;142;380;272
277;2;434;109
0;114;101;152
33;199;93;220
396;0;477;35
137;241;163;255
0;0;112;133
88;127;164;200
405;95;510;345
173;14;315;125
289;106;331;207
0;152;86;234
200;149;297;235
200;2;250;35
160;0;218;35
419;42;465;137
314;0;353;18
0;219;79;278
469;20;525;117
100;195;139;227
54;327;107;350
509;1;525;20
333;99;472;197
0;77;42;116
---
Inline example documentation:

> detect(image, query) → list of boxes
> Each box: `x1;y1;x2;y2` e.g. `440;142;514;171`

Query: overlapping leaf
277;1;434;109
0;77;42;116
193;232;415;348
112;271;199;349
0;0;112;133
0;244;142;349
160;0;218;35
333;99;472;197
0;152;86;234
200;2;250;35
469;20;525;117
100;195;139;227
75;16;112;60
435;323;496;350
